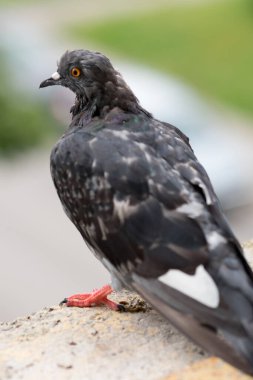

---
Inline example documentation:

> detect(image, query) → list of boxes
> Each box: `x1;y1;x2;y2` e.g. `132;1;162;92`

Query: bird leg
60;284;125;311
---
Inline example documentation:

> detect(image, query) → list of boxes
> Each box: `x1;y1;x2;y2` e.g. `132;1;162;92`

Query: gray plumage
40;49;253;375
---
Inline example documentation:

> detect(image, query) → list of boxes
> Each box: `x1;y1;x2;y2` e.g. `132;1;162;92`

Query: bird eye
71;67;81;78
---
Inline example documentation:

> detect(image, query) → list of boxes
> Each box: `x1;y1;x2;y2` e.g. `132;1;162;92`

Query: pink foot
60;284;125;311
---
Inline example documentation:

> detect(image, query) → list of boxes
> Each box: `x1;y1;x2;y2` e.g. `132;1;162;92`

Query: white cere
51;72;61;80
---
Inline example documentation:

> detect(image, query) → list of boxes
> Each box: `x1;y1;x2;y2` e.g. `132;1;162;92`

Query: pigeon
40;49;253;375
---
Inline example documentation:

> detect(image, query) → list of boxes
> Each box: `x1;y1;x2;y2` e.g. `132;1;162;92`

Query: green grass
69;0;253;116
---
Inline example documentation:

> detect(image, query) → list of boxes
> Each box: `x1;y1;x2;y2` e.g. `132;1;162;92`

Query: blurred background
0;0;253;322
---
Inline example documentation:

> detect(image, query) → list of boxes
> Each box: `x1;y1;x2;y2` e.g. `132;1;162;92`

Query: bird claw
116;303;127;312
60;284;121;311
59;298;68;306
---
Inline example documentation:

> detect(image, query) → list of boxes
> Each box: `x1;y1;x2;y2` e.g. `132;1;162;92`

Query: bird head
40;50;116;94
39;49;143;118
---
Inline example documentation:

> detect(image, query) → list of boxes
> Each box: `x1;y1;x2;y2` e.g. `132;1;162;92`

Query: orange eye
71;67;81;78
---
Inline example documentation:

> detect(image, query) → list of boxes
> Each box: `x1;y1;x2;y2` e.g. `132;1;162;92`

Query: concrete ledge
1;241;253;380
0;291;207;380
164;357;252;380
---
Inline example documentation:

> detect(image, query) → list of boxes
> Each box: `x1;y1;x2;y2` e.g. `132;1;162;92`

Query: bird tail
131;273;253;375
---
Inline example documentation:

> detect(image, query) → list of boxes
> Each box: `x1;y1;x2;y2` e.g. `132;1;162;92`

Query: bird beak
39;72;62;88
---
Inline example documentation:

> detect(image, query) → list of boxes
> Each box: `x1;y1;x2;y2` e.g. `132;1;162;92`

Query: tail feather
132;274;253;375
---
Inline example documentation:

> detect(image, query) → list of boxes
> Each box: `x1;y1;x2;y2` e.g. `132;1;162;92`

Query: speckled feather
41;50;253;375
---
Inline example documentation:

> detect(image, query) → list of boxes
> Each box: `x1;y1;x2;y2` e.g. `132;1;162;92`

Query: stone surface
0;291;206;380
164;358;252;380
0;242;252;380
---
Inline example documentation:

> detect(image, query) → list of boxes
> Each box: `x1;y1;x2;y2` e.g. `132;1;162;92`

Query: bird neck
70;82;151;125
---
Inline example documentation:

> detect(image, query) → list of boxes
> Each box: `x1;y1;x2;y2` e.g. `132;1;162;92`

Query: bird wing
51;114;251;279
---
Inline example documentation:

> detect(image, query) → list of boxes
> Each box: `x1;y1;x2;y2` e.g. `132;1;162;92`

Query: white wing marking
159;264;220;308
